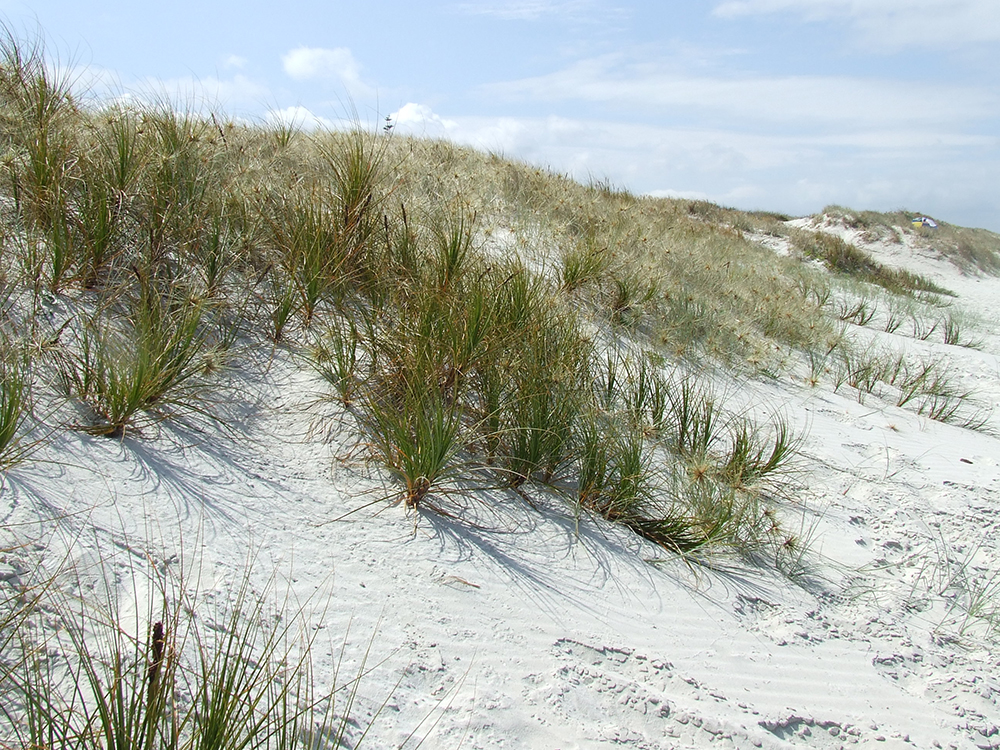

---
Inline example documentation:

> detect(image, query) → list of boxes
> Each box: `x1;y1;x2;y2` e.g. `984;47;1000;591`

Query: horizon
3;0;999;232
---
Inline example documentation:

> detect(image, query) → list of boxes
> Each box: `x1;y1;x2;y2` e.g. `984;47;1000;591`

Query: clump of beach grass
0;339;31;468
0;543;397;750
791;229;953;297
55;283;223;438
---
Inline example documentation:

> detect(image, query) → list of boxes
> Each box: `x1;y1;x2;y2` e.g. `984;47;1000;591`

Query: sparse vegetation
791;230;953;297
822;204;1000;274
829;343;993;429
0;548;394;749
55;286;223;437
0;339;30;468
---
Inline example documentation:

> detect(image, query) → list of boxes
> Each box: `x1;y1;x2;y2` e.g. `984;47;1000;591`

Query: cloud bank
485;55;998;129
713;0;1000;48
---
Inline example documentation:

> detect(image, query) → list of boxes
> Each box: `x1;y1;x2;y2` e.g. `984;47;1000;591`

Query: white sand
3;216;1000;749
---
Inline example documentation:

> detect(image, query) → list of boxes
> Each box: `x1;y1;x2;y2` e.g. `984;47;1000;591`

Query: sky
3;0;999;231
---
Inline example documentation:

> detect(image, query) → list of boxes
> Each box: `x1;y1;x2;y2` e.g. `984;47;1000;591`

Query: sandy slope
3;217;1000;749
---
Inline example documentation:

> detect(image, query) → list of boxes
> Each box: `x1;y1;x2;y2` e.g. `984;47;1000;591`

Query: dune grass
791;230;953;297
0;546;395;750
55;285;223;438
0;25;841;569
0;23;992;641
822;204;1000;274
0;340;31;468
829;342;993;430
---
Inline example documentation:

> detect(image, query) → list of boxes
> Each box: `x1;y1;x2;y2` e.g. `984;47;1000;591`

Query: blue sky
4;0;999;230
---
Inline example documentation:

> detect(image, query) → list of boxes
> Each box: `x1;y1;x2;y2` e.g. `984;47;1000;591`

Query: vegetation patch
792;230;953;297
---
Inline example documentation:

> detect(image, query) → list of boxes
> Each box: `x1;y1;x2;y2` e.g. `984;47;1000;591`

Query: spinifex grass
831;345;992;430
837;345;893;401
358;377;465;509
2;551;388;750
432;206;476;292
489;313;590;487
316;127;390;288
74;106;148;288
311;315;364;405
266;191;345;326
576;414;650;516
942;309;983;349
573;412;786;557
57;286;218;437
792;230;952;297
0;343;30;468
0;31;79;292
664;376;721;459
717;415;798;489
560;225;613;292
916;388;991;431
140;104;219;270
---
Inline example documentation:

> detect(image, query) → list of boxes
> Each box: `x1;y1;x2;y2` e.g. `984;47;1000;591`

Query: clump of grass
575;412;704;554
74;105;148;288
836;345;894;402
834;292;878;326
941;309;982;349
560;230;612;292
558;214;659;325
0;28;79;293
717;415;798;490
663;376;721;460
582;352;804;558
893;355;941;408
140;104;222;272
915;385;991;431
910;311;940;341
311;315;364;405
56;285;221;437
1;549;393;750
265;190;346;326
317;127;391;288
489;312;591;487
0;341;31;468
792;230;952;297
645;372;798;492
359;377;466;509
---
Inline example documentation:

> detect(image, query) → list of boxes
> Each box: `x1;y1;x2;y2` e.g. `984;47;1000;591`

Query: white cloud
281;47;372;96
713;0;1000;48
485;56;998;129
264;106;337;131
389;103;458;137
55;63;122;102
